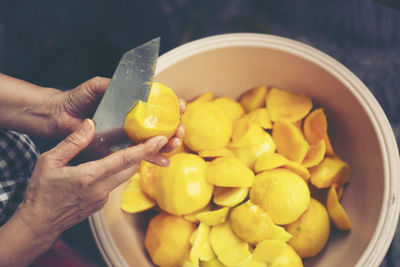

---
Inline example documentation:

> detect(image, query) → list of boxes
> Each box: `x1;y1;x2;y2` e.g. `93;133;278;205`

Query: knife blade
87;37;160;159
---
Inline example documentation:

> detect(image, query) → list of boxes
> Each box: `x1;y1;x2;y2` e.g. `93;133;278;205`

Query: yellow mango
309;156;351;189
190;223;215;264
243;108;272;129
185;204;213;223
206;156;255;187
197;208;230;226
327;186;351;230
120;173;156;213
213;187;249;207
272;120;309;163
283;160;310;181
229;201;292;244
124;82;180;143
286;199;330;258
252;240;303;267
231;132;276;169
183;101;233;152
213;97;245;122
139;160;160;199
239;85;269;113
210;222;252;267
145;213;196;267
302;139;326;168
266;88;312;123
230;119;266;148
183;262;200;267
200;258;226;267
189;92;215;104
199;148;235;158
155;153;213;215
250;169;310;225
303;108;335;156
254;152;289;173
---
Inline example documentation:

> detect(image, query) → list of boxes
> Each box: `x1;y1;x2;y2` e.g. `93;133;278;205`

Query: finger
179;98;186;115
87;135;168;177
81;76;110;98
175;124;185;138
146;153;170;167
160;137;181;153
97;165;138;192
49;119;95;166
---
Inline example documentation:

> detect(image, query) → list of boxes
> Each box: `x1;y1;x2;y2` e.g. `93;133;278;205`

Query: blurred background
0;0;399;266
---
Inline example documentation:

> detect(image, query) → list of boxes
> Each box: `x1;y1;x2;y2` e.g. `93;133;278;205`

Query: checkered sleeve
0;130;39;225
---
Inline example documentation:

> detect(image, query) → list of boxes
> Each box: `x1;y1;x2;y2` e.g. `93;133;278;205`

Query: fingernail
80;119;93;133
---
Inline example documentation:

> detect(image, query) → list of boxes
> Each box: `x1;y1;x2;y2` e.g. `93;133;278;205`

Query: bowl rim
89;33;400;267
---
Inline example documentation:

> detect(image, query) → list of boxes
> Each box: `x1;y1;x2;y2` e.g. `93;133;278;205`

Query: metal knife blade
87;37;160;159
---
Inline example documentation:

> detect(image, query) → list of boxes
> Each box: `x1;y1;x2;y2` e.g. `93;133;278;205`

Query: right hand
15;119;169;248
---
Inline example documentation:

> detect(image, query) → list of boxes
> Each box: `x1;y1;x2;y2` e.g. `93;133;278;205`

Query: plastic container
89;33;400;267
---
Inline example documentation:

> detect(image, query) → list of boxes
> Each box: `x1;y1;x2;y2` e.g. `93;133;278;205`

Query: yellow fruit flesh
196;208;230;226
124;82;180;143
252;240;303;267
213;97;245;122
145;213;196;267
250;169;310;225
213;187;249;207
243;108;272;129
190;223;215;264
120;173;156;213
286;199;330;258
310;156;351;189
326;186;351;230
155;153;213;215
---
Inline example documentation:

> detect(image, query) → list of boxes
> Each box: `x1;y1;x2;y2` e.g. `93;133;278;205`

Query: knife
85;37;160;160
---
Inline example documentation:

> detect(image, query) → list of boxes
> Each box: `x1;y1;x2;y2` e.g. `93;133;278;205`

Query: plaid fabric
0;130;39;225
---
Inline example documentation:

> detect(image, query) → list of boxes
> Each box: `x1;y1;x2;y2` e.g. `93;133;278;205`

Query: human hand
15;119;169;248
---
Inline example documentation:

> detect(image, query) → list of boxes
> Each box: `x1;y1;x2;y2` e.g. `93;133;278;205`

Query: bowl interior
102;37;385;267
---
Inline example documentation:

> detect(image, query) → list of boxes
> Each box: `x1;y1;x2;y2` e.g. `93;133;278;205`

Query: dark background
0;0;399;266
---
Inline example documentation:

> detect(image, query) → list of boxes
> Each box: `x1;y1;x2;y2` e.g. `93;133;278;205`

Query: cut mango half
124;82;180;143
272;120;309;163
303;108;334;156
266;88;312;123
213;186;249;207
327;186;351;230
213;97;245;122
310;156;351;189
243;108;272;129
120;173;156;213
196;207;230;226
239;85;269;113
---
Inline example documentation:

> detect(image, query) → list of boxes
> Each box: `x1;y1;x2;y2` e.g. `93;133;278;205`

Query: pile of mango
121;83;352;267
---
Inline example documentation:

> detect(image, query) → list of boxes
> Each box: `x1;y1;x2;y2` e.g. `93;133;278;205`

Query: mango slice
139;160;160;199
327;186;351;230
266;88;312;123
145;213;196;267
243;108;272;129
302;139;326;168
190;223;215;264
213;187;249;207
252;240;303;267
230;201;292;244
230;119;266;148
239;85;269;113
197;208;230;226
190;92;215;104
210;222;252;267
272;120;309;163
185;204;213;223
286;199;330;258
183;261;199;267
303;108;334;156
250;169;310;225
206;156;255;187
155;153;213;215
199;148;235;159
309;156;351;189
124;82;180;143
213;97;245;122
120;173;156;213
254;152;289;173
183;101;233;152
200;258;226;267
283;161;310;181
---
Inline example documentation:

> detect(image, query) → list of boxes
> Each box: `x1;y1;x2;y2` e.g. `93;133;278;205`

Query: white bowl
89;33;400;267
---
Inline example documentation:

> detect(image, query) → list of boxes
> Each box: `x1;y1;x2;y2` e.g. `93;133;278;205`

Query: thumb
50;119;95;165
